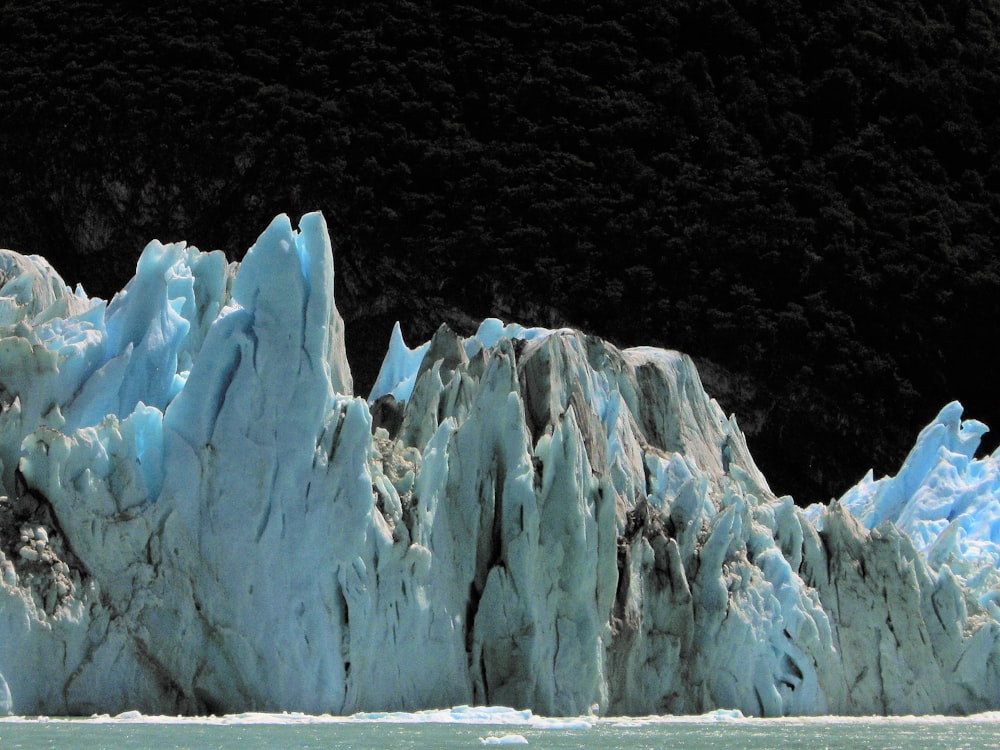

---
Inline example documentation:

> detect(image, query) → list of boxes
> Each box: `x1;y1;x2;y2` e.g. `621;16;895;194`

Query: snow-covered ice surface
2;213;999;719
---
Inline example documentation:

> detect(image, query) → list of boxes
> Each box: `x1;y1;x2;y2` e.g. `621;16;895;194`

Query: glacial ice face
2;213;1000;718
806;402;1000;610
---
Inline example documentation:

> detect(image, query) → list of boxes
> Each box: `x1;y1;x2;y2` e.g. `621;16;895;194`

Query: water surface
2;708;999;749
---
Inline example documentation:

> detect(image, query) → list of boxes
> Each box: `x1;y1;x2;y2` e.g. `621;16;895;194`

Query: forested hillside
2;0;999;503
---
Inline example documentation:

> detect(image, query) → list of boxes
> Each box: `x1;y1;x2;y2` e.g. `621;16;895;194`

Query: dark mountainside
1;0;999;505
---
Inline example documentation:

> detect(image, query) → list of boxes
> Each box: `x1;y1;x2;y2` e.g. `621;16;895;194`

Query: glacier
1;212;999;718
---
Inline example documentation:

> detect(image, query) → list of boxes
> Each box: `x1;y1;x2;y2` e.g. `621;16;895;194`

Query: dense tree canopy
2;0;999;503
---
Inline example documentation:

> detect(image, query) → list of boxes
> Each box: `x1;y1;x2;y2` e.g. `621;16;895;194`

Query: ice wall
2;214;999;718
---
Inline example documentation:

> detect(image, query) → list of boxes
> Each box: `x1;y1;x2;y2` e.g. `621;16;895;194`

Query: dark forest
2;0;999;504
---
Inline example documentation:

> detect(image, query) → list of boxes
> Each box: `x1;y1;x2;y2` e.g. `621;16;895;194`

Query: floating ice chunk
529;717;594;730
350;706;535;724
480;734;529;745
702;708;746;721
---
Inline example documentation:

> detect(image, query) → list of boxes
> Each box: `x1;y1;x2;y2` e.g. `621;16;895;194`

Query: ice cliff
2;213;999;717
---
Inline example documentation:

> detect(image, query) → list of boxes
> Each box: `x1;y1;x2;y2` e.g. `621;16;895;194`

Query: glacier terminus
1;213;999;717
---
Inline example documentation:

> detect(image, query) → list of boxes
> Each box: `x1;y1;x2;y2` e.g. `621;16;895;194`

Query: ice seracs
2;213;1000;718
806;401;1000;610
